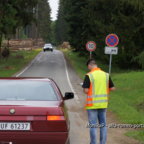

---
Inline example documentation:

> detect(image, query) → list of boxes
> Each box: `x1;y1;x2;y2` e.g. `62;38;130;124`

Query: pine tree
62;0;89;53
59;0;144;68
38;0;51;42
83;0;144;68
55;0;68;45
50;21;57;45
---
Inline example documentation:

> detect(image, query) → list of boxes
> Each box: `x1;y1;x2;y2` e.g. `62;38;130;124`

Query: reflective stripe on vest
87;100;108;104
87;94;109;98
86;70;109;109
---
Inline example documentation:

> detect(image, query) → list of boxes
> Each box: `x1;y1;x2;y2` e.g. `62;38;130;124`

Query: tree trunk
0;34;2;59
19;28;21;39
26;26;29;38
31;22;34;39
16;28;18;39
17;28;19;39
8;39;10;50
36;4;39;46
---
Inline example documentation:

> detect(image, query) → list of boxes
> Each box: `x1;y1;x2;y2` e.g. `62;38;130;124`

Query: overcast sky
49;0;59;21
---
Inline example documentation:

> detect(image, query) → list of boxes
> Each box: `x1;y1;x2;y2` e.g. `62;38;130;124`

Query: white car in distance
43;44;53;52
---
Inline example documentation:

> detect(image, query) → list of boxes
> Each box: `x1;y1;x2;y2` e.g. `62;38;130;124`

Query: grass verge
63;50;144;143
0;49;42;77
125;131;144;144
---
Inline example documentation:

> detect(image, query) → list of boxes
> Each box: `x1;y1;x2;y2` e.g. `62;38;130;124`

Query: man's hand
83;88;89;94
109;87;115;91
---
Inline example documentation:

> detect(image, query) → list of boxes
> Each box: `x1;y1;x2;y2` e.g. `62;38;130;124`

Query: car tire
43;50;45;52
51;49;53;52
67;138;70;144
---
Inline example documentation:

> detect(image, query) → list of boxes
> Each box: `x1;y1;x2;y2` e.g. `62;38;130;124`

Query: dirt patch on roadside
3;66;14;69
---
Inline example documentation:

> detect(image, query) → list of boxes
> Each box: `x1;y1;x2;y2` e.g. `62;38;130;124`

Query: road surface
13;48;139;144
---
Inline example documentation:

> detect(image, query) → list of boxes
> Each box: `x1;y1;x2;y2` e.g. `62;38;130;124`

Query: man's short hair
86;58;97;66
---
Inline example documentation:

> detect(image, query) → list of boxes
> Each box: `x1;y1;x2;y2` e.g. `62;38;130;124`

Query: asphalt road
14;48;90;144
13;48;139;144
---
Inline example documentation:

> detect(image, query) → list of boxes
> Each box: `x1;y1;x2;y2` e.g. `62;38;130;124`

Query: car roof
0;77;52;82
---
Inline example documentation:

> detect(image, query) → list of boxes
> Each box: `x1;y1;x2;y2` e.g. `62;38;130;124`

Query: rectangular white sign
105;47;118;55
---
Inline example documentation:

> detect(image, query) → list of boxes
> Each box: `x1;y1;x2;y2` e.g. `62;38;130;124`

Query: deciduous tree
0;0;38;57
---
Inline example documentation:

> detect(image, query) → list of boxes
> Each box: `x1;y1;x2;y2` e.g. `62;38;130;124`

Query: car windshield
45;44;52;47
0;80;59;101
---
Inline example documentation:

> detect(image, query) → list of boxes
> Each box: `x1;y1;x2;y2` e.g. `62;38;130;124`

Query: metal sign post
90;51;92;58
105;34;119;75
105;47;118;75
86;41;96;58
109;54;112;75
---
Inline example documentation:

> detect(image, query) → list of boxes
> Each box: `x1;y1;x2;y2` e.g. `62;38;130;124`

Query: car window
0;80;59;101
45;44;52;46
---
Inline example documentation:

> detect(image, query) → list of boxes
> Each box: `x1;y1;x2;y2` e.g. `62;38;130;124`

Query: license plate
0;123;30;130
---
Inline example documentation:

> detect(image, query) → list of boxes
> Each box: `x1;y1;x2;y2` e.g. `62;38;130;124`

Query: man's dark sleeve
82;75;90;88
109;76;114;88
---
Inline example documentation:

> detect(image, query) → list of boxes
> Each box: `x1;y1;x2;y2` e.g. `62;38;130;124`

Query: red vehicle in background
0;78;74;144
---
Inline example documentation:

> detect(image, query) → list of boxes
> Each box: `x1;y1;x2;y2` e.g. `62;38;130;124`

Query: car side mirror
64;92;74;100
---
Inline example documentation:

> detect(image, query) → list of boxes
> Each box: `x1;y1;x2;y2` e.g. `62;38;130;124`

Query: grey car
43;44;53;52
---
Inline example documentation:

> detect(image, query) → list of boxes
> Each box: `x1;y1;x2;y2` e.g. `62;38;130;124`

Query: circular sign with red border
86;41;96;51
106;34;119;47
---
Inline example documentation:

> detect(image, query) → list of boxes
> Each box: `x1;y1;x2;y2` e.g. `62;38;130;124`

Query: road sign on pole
105;34;119;75
106;34;119;47
86;41;96;58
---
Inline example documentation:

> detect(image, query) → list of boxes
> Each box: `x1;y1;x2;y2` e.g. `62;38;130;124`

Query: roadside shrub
132;51;144;69
10;50;24;59
15;50;24;59
138;51;144;69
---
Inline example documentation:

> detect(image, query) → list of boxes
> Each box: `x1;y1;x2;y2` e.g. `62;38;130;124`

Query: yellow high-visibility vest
86;68;109;109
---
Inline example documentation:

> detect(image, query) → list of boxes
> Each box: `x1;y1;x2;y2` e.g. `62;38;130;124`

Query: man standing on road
82;58;115;144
